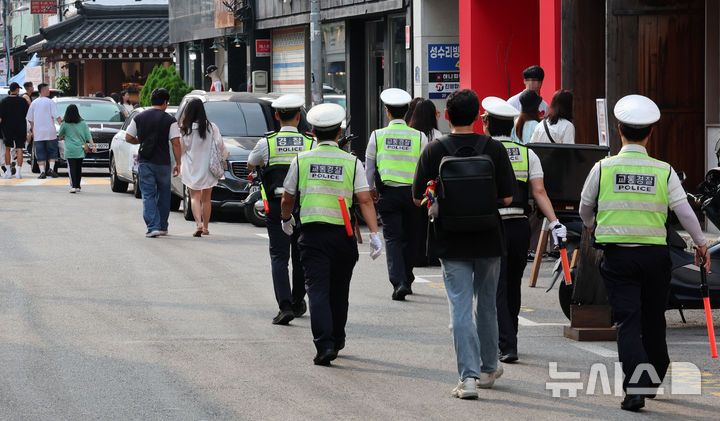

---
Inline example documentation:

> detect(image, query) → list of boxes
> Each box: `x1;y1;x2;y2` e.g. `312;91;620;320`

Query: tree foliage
139;65;193;107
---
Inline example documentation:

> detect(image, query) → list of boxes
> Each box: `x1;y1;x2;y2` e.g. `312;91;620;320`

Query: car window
324;96;347;110
57;101;125;122
203;102;269;137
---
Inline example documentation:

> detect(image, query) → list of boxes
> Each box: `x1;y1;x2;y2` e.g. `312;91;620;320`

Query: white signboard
0;58;6;82
596;98;609;146
26;66;43;85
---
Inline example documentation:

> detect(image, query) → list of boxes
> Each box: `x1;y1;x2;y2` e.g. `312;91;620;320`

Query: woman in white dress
530;89;575;144
179;98;228;237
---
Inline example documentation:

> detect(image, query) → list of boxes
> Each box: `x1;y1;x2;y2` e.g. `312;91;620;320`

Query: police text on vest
309;164;345;182
384;138;412;152
614;173;657;194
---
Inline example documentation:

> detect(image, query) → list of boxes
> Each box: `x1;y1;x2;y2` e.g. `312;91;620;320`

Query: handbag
68;124;91;153
209;133;225;178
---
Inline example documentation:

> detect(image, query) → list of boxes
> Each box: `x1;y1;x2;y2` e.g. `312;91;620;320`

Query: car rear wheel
109;156;128;193
170;193;182;212
183;186;194;221
132;173;142;198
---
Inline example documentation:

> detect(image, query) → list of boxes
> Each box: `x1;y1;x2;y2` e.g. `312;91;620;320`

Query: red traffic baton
338;197;353;237
559;240;572;286
700;257;718;358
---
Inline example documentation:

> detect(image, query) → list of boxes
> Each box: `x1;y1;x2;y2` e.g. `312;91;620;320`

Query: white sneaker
477;363;504;389
146;230;163;238
69;188;77;193
451;378;478;399
15;168;21;179
158;230;168;236
3;169;11;179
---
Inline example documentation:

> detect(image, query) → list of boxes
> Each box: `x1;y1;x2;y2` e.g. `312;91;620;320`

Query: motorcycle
548;168;720;321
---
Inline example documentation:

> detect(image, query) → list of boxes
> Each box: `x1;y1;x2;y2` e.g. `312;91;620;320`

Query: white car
109;106;181;209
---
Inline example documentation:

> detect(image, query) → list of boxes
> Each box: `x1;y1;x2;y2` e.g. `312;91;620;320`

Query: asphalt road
1;167;719;420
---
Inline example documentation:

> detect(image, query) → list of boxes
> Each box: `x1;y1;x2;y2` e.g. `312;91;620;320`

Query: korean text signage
31;0;57;14
256;39;271;57
428;44;460;99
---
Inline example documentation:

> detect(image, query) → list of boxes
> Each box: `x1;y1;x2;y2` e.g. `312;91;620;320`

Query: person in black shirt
412;89;515;399
126;88;182;238
0;82;30;179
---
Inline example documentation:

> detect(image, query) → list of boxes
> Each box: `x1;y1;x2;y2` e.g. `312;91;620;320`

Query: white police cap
614;95;660;128
481;96;520;120
271;94;304;110
380;88;412;106
307;103;345;129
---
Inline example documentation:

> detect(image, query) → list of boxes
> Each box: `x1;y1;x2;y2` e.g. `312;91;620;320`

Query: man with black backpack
412;89;516;399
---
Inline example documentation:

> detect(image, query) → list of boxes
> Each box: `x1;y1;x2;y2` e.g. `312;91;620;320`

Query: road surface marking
255;233;269;239
414;278;431;283
572;342;619;358
518;316;566;327
0;179;110;186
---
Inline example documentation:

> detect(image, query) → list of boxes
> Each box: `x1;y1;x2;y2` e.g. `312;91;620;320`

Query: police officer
579;94;710;412
480;97;567;364
365;88;428;300
247;94;314;325
280;103;383;366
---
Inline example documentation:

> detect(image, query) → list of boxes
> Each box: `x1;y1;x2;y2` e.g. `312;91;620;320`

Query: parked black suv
174;91;310;225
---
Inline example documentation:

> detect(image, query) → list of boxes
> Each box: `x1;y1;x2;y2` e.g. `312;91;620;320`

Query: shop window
322;22;347;103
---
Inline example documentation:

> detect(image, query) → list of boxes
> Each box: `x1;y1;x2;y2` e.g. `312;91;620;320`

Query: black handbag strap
543;119;556;143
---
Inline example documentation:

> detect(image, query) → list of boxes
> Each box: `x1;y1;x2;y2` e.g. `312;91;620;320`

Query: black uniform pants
266;197;305;311
496;217;530;353
377;186;421;288
600;245;671;393
299;224;358;353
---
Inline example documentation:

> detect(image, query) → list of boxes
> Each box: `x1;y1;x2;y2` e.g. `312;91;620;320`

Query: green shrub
139;65;193;107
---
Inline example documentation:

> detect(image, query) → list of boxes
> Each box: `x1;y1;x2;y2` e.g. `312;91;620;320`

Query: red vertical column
539;0;562;101
458;0;541;130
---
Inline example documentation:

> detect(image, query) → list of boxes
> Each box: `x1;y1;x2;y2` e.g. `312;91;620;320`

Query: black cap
522;65;544;81
9;82;20;92
205;65;218;77
519;90;543;113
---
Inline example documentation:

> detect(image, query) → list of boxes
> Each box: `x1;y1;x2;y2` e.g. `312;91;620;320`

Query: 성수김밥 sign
428;44;460;99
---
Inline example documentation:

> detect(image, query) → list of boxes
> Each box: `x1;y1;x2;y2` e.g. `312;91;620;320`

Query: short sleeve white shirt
26;97;60;141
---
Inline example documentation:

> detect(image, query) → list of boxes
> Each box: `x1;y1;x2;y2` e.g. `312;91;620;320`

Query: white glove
369;232;383;260
282;215;296;236
549;220;567;246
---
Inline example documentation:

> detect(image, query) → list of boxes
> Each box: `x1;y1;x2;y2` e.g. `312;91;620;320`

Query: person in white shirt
530;89;575;144
120;90;134;112
409;99;443;142
508;65;549;119
26;83;62;178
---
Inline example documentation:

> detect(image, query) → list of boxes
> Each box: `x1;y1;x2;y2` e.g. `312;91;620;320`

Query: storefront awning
26;3;172;61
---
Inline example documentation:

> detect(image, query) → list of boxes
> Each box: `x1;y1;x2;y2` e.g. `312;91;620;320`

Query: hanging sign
256;39;271;57
31;1;57;14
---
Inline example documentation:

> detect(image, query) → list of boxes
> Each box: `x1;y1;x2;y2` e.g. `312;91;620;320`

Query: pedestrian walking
510;90;542;144
412;89;515;399
26;83;62;179
365;88;428;301
57;104;96;192
205;65;224;92
409;99;443;141
125;88;182;238
120;90;134;112
178;98;229;236
507;65;549;118
480;97;566;364
579;94;710;412
247;94;314;325
0;83;29;179
529;89;575;144
280;103;382;366
22;82;34;105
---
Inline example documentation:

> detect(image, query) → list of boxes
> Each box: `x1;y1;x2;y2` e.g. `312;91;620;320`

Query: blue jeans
441;257;501;380
138;162;171;232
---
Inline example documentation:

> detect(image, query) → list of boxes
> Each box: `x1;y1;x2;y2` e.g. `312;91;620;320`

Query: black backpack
437;135;498;232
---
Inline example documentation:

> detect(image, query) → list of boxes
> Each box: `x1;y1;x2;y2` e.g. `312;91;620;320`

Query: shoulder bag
543;119;556;143
209;126;225;178
68;124;91;153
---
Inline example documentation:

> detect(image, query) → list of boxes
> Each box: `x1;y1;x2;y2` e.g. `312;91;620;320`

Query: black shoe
404;283;413;295
392;284;411;301
48;169;58;178
271;310;295;325
334;340;345;352
313;349;338;366
38;172;46;179
499;351;518;363
292;300;307;317
621;395;645;412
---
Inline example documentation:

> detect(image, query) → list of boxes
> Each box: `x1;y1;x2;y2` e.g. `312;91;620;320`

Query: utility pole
309;0;322;106
3;0;10;85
